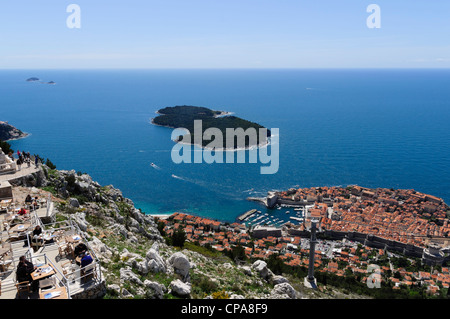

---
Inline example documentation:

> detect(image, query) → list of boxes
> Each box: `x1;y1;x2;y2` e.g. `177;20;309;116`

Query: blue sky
1;1;449;69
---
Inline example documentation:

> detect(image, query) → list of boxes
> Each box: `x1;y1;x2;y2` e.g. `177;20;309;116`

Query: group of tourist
15;150;38;171
25;194;42;211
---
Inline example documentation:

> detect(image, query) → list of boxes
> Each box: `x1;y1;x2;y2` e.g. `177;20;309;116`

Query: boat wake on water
171;174;185;180
149;162;242;199
150;162;162;170
169;173;242;200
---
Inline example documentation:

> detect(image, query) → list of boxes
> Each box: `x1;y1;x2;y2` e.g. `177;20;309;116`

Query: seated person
74;242;88;257
24;225;43;249
25;195;32;204
16;256;38;292
18;208;27;215
30;225;44;248
32;197;40;208
32;225;42;237
81;252;93;267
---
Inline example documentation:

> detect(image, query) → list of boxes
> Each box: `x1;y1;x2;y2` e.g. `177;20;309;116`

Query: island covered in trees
0;121;28;141
152;105;271;149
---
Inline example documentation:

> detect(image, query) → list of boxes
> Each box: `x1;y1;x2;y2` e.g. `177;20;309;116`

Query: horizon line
2;67;450;71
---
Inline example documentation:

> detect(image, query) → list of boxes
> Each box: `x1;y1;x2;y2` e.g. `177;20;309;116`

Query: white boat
150;162;161;170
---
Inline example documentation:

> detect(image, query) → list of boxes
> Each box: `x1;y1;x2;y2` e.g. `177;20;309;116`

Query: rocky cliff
0;121;28;141
10;165;359;300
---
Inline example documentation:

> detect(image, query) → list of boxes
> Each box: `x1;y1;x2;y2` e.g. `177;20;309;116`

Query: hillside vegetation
152;105;271;148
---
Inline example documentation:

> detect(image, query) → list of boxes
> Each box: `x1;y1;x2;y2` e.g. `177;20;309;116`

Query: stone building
0;147;16;175
0;181;13;201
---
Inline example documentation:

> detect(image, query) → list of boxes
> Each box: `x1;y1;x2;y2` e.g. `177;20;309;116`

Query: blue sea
2;69;450;223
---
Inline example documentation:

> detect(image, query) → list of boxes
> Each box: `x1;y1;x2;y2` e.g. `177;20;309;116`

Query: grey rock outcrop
169;279;191;297
107;284;121;296
270;282;298;299
119;266;143;286
145;242;167;273
72;212;88;232
89;236;113;261
252;260;273;281
239;265;253;276
272;275;289;285
167;252;191;281
69;198;80;208
144;280;166;299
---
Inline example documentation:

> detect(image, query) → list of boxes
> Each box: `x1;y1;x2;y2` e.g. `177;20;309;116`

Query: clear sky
1;0;449;69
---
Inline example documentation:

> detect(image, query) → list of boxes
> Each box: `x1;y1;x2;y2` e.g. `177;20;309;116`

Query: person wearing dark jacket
25;194;32;204
30;226;44;251
80;252;93;268
16;256;38;292
74;242;88;257
32;225;42;237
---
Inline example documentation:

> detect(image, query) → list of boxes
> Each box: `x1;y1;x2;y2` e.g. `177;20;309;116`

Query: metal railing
29;253;71;298
1;202;103;299
37;218;103;291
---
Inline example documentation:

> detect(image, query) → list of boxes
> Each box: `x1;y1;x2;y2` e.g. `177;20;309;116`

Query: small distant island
26;77;56;85
0;121;29;141
152;105;271;149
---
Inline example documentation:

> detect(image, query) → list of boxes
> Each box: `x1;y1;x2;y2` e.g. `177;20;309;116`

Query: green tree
225;244;246;262
0;140;13;154
267;254;284;275
157;221;166;236
46;158;57;169
172;228;186;247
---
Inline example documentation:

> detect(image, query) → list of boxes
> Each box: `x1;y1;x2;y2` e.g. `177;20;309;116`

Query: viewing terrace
0;194;103;299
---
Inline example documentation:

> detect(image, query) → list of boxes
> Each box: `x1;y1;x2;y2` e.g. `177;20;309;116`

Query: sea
2;69;450;224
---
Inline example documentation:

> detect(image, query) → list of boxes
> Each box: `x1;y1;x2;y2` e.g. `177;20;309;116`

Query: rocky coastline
0;121;29;141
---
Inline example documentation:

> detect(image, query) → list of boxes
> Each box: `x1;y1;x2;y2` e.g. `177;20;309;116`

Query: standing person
16;158;22;171
34;156;39;168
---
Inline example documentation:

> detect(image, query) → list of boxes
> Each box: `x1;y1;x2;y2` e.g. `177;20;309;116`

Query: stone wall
70;281;107;299
0;181;13;200
252;226;282;239
323;229;427;259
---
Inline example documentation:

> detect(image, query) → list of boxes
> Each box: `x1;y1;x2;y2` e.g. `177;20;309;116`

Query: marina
239;205;305;228
237;209;257;222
